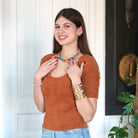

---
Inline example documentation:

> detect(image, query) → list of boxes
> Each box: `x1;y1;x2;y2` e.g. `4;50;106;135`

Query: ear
77;26;83;36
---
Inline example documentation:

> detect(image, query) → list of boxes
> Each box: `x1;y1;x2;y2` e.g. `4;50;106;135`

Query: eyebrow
55;23;72;25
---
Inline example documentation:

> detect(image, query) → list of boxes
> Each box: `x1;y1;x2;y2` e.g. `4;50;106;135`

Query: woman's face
54;16;82;47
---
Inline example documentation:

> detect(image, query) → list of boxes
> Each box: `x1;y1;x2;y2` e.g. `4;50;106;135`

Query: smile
58;35;68;40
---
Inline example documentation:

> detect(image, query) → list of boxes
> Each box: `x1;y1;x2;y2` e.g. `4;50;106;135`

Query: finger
50;58;58;62
47;64;57;72
52;54;58;59
39;60;58;74
47;61;58;69
50;64;57;70
41;61;57;70
50;61;58;66
45;62;58;73
51;55;55;59
73;58;77;65
47;61;53;65
66;61;71;70
45;58;58;65
70;59;74;66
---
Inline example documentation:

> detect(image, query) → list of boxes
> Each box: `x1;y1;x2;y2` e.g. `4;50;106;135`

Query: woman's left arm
67;59;99;123
72;79;97;123
76;96;97;122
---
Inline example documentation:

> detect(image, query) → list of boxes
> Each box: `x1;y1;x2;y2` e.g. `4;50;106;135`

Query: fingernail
81;64;83;69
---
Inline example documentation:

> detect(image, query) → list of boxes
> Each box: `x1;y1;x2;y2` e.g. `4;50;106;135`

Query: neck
61;46;79;58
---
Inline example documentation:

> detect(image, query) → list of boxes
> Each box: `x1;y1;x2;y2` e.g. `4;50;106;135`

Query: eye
65;25;70;28
55;25;60;29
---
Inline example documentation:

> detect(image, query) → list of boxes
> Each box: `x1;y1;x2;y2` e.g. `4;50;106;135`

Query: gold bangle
75;91;86;100
72;84;84;93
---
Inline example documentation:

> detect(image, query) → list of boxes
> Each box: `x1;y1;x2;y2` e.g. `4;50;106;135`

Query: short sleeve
81;56;100;98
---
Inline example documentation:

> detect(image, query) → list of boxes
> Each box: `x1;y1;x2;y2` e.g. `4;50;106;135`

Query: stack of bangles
72;84;86;100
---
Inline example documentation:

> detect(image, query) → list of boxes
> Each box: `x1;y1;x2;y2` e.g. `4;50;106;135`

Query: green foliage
108;70;137;137
117;92;135;115
108;126;128;138
129;129;134;138
127;79;136;87
108;92;136;138
132;115;138;132
117;92;135;105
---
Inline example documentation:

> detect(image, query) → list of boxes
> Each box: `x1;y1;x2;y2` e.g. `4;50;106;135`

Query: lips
58;35;68;40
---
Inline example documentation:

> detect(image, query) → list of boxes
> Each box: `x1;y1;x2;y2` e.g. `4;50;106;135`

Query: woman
34;8;100;138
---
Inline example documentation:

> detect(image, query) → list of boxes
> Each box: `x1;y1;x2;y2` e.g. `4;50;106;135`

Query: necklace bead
57;51;80;62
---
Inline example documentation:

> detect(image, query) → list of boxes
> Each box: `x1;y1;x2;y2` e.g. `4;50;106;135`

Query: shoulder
79;54;100;76
81;54;95;61
81;54;100;98
40;53;56;65
79;54;98;68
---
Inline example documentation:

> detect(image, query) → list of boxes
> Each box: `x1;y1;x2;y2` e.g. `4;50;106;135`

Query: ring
47;61;52;65
70;62;73;65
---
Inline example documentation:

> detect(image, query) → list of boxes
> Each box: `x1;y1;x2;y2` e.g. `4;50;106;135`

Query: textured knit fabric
40;53;100;131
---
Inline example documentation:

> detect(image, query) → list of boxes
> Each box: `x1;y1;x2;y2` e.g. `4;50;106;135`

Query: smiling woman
34;8;100;138
54;17;82;47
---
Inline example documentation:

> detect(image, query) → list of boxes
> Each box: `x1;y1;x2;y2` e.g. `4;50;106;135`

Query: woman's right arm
34;82;45;113
34;58;58;113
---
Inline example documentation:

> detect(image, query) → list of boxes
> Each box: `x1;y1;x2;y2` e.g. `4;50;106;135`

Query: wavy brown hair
53;8;92;56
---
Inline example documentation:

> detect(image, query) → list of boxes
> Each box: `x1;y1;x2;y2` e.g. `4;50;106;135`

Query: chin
58;41;68;46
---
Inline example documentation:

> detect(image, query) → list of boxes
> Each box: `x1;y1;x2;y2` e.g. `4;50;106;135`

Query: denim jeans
41;128;91;138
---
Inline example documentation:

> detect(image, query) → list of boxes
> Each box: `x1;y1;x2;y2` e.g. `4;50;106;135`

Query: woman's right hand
34;58;58;83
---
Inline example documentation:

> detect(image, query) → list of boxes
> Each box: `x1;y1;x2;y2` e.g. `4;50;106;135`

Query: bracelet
34;83;42;86
72;84;84;93
75;91;86;100
74;90;84;94
72;83;86;100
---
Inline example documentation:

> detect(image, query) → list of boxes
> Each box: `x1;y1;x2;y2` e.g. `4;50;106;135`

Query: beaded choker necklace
57;50;80;62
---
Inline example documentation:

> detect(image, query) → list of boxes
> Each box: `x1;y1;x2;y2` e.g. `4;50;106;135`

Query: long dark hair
53;8;92;56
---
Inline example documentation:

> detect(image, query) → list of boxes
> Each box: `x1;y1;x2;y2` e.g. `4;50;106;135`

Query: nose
58;27;65;34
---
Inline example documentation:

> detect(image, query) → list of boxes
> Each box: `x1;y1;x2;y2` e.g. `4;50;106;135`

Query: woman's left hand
66;59;85;85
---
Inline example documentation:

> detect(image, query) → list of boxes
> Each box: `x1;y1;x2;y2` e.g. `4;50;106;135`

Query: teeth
59;36;66;39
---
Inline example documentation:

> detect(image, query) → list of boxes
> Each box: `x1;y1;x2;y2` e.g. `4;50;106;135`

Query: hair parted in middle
53;8;92;56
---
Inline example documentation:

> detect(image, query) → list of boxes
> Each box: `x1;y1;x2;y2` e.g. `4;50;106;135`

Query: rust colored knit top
40;53;100;131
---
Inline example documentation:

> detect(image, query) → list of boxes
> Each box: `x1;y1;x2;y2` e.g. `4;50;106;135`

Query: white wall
0;0;4;137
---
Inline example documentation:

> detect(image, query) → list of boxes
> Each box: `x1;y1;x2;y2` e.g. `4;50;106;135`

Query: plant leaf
123;104;133;114
127;79;136;86
110;126;119;132
117;92;131;103
108;133;115;138
118;128;128;137
123;126;128;130
120;114;124;124
132;115;138;131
